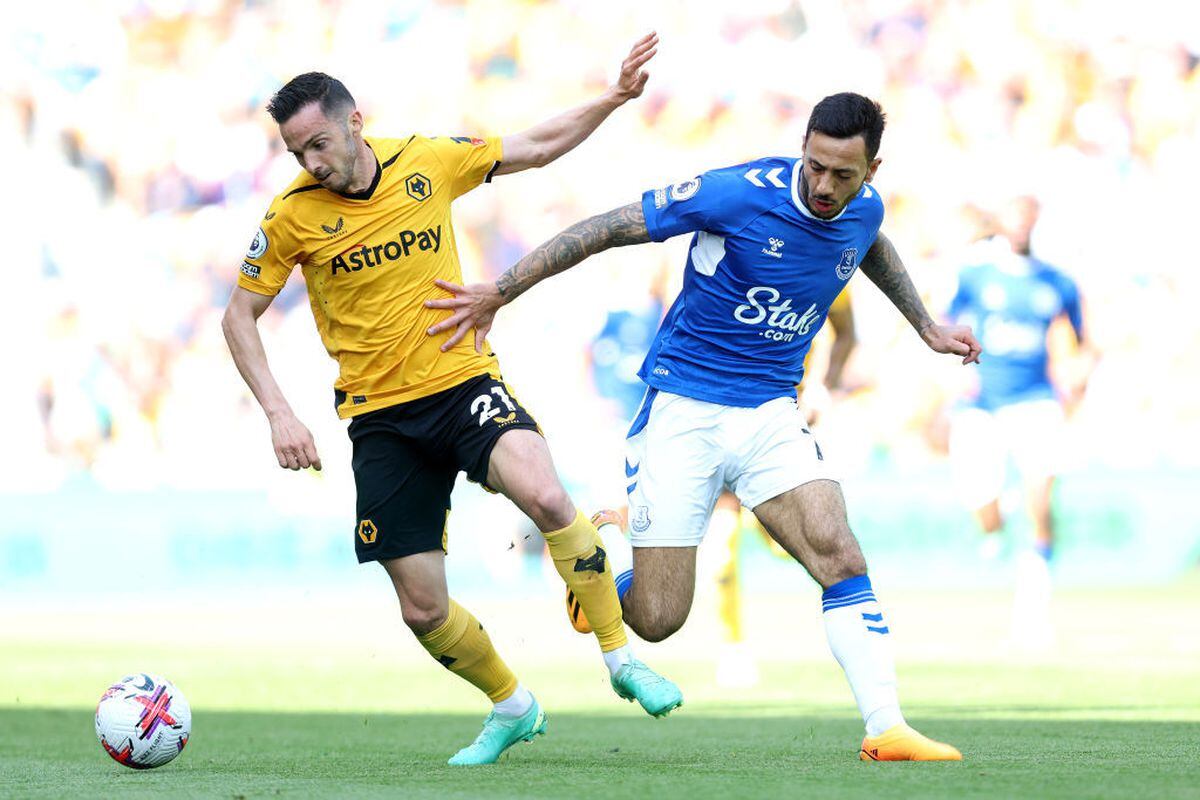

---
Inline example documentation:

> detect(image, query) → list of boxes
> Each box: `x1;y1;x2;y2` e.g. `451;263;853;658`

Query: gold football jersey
238;135;504;418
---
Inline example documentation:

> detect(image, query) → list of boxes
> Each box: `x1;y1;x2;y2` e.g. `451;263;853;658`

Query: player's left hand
922;323;982;365
424;279;504;353
609;32;658;103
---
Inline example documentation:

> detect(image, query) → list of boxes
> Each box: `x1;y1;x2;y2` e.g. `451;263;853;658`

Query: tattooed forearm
496;202;650;302
859;232;935;339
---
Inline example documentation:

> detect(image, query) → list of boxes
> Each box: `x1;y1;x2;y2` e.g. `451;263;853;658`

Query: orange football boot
859;724;962;761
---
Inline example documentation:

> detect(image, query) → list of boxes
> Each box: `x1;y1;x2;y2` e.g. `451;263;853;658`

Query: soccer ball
95;673;191;769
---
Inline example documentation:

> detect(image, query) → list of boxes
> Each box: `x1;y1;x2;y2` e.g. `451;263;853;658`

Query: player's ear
348;109;363;137
865;157;882;183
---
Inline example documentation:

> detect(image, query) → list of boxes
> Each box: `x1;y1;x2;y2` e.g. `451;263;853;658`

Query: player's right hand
269;412;322;471
424;279;504;354
923;323;983;365
609;32;658;103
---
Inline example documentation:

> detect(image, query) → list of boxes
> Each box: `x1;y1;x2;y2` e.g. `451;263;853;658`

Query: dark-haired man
427;92;978;761
223;34;682;767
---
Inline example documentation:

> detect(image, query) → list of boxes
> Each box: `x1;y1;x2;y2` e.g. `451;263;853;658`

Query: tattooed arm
424;202;651;352
859;232;936;338
497;202;649;301
861;232;983;364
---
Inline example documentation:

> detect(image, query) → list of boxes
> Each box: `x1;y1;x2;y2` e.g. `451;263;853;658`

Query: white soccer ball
95;673;191;769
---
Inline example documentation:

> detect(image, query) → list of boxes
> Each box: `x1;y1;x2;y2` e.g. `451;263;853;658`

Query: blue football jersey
638;157;884;407
948;240;1083;410
590;303;663;420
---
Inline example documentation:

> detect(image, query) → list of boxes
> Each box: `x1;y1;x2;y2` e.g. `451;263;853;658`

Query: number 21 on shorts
470;385;516;426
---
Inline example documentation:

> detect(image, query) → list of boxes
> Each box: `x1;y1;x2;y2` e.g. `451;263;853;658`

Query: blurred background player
946;195;1096;647
709;286;857;688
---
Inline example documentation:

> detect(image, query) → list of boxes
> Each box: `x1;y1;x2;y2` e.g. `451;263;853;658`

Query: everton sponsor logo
734;286;821;343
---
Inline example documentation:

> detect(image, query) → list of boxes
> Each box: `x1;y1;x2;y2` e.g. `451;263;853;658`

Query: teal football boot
447;700;547;766
611;660;684;717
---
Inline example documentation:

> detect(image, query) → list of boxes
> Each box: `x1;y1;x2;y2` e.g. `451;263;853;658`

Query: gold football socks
544;510;628;652
715;513;743;644
417;600;518;702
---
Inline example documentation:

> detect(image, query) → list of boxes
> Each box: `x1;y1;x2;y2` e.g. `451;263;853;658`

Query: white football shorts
623;388;837;548
948;398;1065;510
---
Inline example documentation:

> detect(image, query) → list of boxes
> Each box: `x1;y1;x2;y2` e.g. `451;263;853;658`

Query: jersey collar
333;143;383;201
790;158;852;223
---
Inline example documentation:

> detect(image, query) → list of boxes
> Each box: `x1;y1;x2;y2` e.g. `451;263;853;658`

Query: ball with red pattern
95;673;191;769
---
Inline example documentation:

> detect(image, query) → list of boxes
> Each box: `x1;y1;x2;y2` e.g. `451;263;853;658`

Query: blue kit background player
426;92;981;761
947;195;1095;646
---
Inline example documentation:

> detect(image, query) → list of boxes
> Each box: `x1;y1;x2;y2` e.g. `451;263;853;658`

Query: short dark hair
805;92;887;160
266;72;356;124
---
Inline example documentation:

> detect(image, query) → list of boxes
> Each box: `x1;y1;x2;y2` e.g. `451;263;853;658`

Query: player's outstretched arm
824;299;858;391
861;232;982;365
491;33;657;175
425;202;650;352
222;286;322;471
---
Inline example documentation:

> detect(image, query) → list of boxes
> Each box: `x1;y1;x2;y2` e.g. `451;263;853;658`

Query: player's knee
527;484;575;531
807;528;867;585
826;545;868;585
628;605;687;643
636;616;685;643
401;604;447;636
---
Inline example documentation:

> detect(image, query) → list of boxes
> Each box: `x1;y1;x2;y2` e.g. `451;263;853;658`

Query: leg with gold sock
547;510;628;654
546;510;683;717
710;496;759;689
416;600;546;765
483;430;681;717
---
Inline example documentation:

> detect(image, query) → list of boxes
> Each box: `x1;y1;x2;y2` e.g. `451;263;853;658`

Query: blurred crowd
5;0;1200;501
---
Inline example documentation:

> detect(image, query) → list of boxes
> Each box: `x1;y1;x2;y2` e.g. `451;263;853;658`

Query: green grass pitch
2;584;1198;799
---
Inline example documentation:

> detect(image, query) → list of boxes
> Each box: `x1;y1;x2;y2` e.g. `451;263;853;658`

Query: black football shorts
346;373;540;563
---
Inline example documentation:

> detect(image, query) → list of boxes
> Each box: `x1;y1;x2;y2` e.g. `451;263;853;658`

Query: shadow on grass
2;707;1197;799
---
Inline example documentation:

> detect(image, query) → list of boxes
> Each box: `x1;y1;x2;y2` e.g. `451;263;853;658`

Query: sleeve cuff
640;189;667;242
236;277;282;297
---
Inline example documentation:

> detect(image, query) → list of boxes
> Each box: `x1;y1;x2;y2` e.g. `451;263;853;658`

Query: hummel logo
321;217;345;236
761;237;785;259
437;655;457;668
264;211;276;221
744;167;787;188
574;546;607;574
